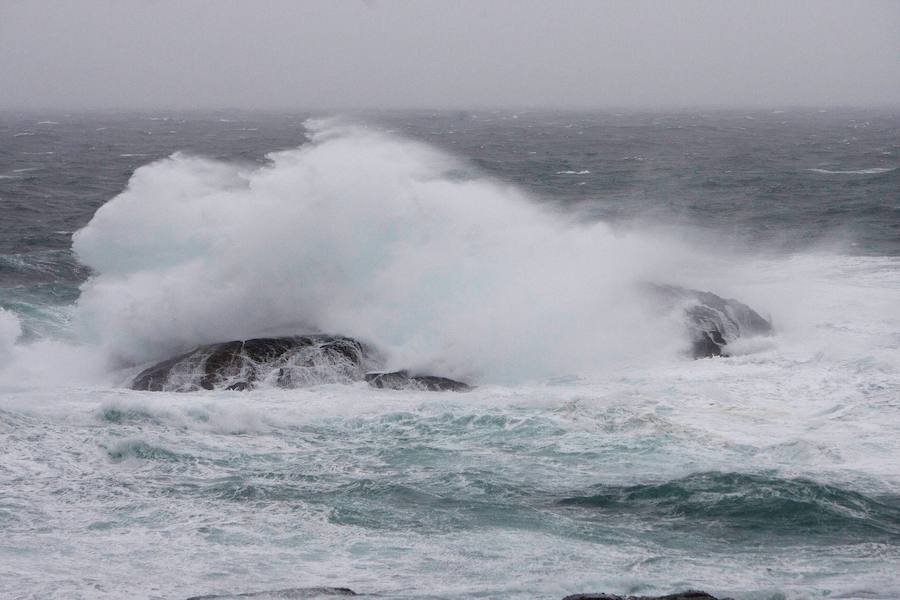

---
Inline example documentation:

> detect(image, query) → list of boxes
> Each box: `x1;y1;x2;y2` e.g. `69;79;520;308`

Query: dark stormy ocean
1;109;898;600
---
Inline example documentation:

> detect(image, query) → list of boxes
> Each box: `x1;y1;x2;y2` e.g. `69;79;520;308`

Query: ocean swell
560;472;900;540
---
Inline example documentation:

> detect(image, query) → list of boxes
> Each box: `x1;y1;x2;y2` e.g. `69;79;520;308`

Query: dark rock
198;340;245;390
131;336;471;393
644;283;772;358
186;587;357;599
131;336;370;392
128;350;199;392
562;592;729;600
365;370;473;392
225;380;252;391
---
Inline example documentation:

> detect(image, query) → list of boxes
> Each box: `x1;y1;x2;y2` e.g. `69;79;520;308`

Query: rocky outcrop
131;336;371;392
131;282;770;391
130;336;473;392
365;370;473;392
643;283;772;358
562;592;730;600
186;587;357;599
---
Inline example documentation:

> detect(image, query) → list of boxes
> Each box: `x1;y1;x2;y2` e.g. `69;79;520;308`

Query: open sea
1;109;898;599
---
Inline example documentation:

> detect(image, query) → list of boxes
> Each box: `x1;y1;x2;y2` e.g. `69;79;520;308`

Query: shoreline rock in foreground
562;592;731;600
186;587;357;599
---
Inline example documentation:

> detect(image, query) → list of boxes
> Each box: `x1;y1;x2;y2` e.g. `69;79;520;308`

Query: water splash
71;120;700;381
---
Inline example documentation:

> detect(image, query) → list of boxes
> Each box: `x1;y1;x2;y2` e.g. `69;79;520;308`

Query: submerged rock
131;335;370;392
186;587;357;599
644;283;772;358
562;592;729;600
365;370;473;392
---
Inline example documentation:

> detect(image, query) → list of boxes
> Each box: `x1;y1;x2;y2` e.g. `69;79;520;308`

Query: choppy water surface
1;110;898;599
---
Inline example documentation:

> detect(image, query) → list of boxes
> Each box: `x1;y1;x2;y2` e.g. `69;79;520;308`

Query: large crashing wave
72;120;707;382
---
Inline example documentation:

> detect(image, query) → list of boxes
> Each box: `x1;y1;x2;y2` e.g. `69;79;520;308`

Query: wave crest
72;120;708;382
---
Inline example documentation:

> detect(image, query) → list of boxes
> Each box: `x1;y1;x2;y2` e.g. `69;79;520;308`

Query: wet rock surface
130;336;473;392
365;369;473;392
644;283;772;358
131;335;370;392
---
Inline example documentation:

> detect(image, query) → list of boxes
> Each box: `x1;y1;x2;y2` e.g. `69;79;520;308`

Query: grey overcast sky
1;0;898;110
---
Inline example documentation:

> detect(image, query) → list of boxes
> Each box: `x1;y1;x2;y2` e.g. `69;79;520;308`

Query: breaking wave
69;119;722;382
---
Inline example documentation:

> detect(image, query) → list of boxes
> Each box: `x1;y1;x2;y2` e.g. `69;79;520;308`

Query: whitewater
1;111;898;600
